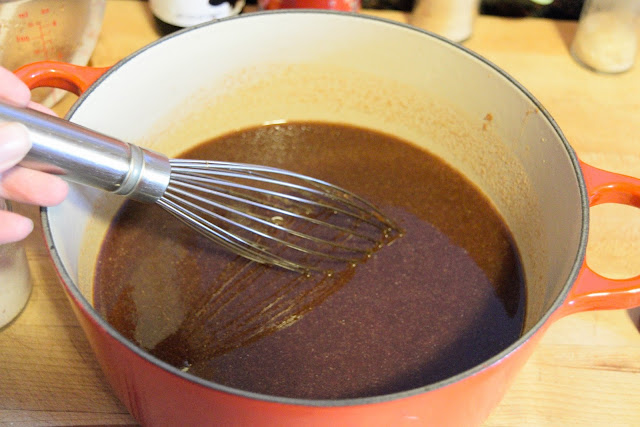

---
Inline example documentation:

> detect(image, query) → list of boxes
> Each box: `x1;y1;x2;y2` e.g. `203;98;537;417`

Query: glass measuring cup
0;0;105;106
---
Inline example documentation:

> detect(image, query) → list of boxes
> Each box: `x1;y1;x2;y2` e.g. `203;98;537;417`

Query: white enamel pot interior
42;10;587;426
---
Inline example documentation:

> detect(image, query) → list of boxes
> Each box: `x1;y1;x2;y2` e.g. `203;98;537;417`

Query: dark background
361;0;585;18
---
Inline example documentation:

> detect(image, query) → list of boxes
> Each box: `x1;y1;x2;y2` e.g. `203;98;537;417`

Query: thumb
0;122;31;173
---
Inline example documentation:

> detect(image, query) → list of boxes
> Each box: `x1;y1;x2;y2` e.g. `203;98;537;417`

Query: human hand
0;67;69;244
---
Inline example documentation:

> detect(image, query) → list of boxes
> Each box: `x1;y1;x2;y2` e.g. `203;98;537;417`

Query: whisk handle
0;101;171;203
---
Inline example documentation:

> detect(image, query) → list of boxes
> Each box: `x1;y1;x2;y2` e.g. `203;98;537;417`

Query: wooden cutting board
1;1;639;425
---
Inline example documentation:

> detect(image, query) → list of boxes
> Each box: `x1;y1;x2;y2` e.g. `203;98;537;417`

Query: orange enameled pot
16;11;640;426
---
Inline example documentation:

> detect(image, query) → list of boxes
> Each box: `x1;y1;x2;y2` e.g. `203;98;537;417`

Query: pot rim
41;10;589;407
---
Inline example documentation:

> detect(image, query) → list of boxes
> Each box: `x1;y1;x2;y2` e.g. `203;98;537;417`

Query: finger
0;67;31;107
0;67;58;116
27;100;57;116
0;209;33;244
0;166;68;206
0;122;31;172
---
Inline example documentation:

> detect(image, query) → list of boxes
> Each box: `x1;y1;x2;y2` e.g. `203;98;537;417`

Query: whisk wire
164;186;373;260
157;197;309;272
162;187;370;265
167;177;381;244
160;159;401;273
171;160;392;224
170;169;384;230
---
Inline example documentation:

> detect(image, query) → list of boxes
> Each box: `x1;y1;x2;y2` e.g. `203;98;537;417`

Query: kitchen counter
1;1;639;425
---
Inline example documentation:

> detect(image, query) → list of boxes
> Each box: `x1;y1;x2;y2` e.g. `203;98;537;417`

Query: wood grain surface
1;1;639;425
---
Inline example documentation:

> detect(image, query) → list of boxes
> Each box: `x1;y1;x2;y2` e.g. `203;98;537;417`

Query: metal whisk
0;101;400;273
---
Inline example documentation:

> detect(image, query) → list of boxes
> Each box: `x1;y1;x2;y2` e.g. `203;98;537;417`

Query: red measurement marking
38;21;50;58
52;20;57;27
18;12;29;19
16;35;30;43
41;8;50;15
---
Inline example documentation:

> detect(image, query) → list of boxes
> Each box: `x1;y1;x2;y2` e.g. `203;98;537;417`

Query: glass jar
409;0;481;43
570;0;640;73
0;199;32;329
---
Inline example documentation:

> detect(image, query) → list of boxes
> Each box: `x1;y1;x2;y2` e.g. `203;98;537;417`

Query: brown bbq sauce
93;122;525;400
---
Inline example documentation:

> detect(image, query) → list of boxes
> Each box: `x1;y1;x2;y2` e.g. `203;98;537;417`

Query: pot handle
558;160;640;317
14;61;110;96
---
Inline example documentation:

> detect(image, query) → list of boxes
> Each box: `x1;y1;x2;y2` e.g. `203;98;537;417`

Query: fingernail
0;122;31;172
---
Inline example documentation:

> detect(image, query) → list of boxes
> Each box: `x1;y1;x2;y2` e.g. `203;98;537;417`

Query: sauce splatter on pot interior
93;122;525;399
